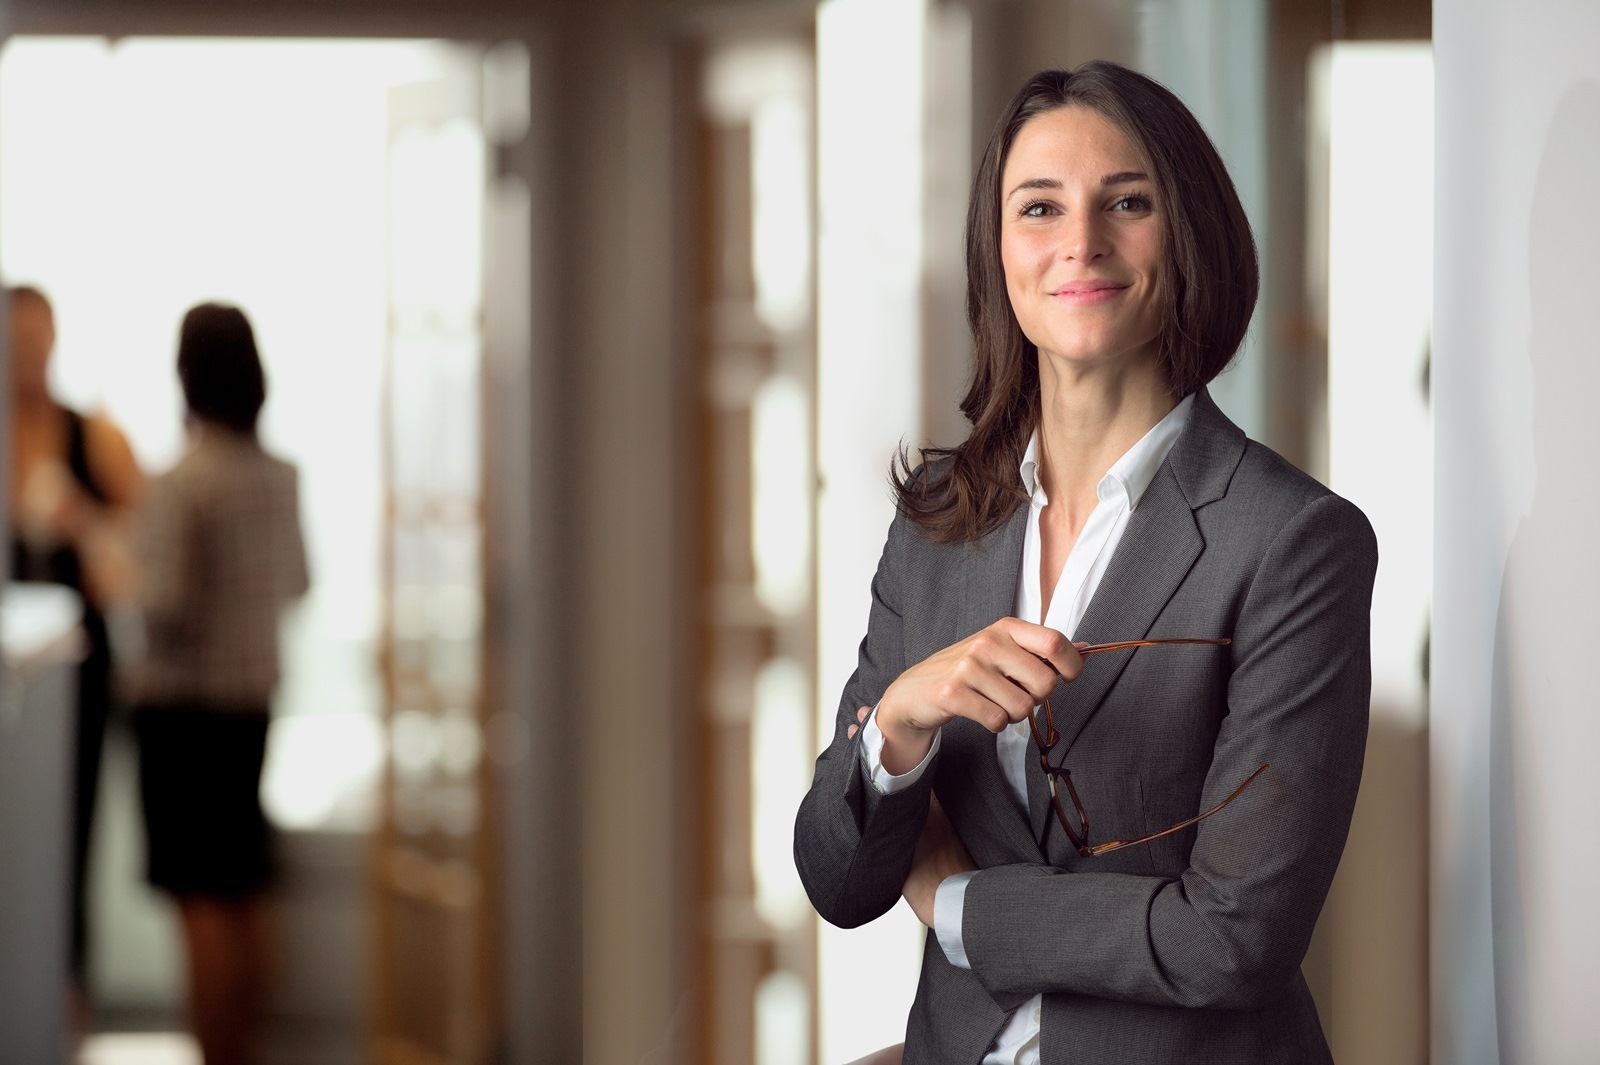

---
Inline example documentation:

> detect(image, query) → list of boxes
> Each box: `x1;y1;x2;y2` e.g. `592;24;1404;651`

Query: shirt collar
1018;392;1195;510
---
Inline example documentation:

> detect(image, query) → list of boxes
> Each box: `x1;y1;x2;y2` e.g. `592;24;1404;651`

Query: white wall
1433;3;1600;1062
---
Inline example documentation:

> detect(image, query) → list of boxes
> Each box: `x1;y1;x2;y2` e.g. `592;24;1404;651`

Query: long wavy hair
893;61;1259;542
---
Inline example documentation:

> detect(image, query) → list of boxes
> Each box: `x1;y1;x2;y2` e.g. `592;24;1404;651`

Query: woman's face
999;106;1165;379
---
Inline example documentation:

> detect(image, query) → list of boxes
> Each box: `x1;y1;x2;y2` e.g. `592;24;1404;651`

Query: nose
1059;209;1110;264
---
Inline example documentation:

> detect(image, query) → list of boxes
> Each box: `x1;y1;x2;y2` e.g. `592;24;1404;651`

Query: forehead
1001;106;1145;185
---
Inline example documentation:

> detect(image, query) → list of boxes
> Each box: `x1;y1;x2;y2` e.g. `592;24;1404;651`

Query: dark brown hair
7;284;54;318
894;61;1259;542
177;303;267;434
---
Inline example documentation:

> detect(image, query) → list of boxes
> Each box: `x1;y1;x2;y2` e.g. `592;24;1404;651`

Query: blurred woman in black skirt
132;303;309;1065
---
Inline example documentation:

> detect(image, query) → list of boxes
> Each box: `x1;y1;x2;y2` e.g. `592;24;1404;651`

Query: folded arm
793;510;930;928
954;494;1377;1010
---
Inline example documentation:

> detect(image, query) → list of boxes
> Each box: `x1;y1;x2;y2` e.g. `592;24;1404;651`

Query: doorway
0;34;500;1064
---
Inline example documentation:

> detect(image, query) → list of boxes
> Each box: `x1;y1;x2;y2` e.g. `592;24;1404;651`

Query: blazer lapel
1028;388;1247;841
1055;468;1204;749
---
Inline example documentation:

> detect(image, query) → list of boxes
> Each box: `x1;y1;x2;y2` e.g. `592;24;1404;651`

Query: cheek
1000;256;1039;333
1138;234;1165;292
999;237;1020;283
1000;234;1041;302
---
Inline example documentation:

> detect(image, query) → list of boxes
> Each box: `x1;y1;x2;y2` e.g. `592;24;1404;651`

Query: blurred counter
1;582;85;1065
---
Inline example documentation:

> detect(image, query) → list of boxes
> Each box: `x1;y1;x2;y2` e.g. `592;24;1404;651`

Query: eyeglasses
1029;637;1268;858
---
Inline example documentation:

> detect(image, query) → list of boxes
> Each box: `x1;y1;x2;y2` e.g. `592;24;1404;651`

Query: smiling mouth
1051;282;1129;303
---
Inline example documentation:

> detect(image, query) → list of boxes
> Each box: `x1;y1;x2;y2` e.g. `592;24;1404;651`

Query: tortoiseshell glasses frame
1029;638;1269;858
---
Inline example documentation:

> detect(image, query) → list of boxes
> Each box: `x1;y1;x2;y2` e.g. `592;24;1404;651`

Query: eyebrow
1004;171;1151;202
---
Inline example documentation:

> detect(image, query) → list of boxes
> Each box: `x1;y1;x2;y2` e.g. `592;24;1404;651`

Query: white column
1320;42;1432;1065
815;0;928;1060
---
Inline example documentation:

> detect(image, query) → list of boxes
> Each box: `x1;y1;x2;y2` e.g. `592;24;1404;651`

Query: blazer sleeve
793;507;938;929
959;492;1378;1010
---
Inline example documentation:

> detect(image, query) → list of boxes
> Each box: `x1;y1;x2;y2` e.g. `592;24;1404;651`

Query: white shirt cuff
934;870;977;969
858;705;941;794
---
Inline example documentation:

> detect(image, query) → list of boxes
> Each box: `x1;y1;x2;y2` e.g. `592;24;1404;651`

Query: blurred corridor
9;1;1588;1065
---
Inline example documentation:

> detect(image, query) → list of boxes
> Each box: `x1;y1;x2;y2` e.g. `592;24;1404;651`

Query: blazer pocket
1133;770;1208;877
1060;770;1163;877
1127;774;1163;877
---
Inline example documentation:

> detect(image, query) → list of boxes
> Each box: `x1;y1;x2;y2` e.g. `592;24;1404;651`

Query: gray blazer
795;389;1377;1064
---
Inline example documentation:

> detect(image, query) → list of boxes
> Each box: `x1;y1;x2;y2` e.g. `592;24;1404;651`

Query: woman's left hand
903;794;976;928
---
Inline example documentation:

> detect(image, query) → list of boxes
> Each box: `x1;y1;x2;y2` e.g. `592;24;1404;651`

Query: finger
954;627;1060;703
1000;619;1084;681
935;653;1029;730
958;627;1061;703
846;704;873;741
970;669;1044;725
990;643;1067;702
939;676;1029;733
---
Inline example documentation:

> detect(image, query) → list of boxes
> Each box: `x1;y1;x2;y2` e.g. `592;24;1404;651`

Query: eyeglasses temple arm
1076;637;1231;656
1083;762;1269;858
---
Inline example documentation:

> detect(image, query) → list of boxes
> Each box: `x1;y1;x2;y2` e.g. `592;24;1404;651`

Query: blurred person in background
6;284;144;1013
795;62;1376;1065
131;302;308;1065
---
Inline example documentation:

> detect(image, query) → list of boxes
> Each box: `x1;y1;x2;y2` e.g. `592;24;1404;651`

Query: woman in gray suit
795;61;1376;1064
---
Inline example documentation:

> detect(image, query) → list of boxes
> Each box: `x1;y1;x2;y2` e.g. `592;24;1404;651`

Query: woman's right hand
875;618;1083;774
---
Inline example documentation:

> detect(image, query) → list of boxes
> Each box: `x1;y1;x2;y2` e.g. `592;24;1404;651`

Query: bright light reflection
390;118;484;319
752;96;811;334
80;1032;200;1065
755;969;810;1065
752;375;811;616
263;712;384;831
752;656;812;928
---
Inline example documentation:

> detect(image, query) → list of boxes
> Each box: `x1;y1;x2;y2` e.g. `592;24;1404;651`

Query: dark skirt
133;704;275;897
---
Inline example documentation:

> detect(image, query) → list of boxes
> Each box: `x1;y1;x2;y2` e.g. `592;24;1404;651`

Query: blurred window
0;36;470;832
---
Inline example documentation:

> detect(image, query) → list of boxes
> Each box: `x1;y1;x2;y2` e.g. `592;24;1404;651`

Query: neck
191;419;253;443
1033;354;1176;509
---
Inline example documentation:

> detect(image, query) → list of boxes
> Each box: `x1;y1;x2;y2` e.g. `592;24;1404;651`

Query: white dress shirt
859;394;1193;1063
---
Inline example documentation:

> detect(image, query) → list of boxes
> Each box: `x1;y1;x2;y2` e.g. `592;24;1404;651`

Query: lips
1051;279;1126;296
1049;280;1129;304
